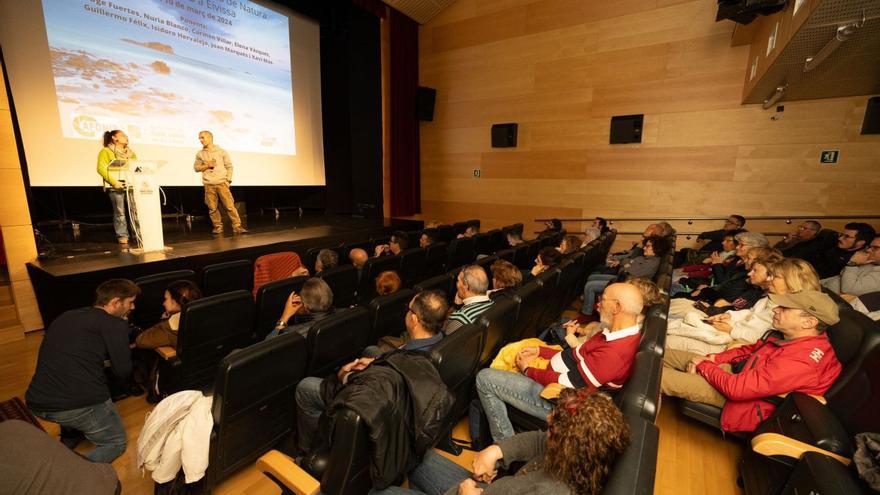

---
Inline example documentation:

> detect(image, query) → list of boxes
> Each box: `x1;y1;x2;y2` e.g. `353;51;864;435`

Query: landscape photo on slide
42;0;296;155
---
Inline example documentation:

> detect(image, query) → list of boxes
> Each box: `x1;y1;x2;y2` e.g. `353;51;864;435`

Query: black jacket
318;351;455;489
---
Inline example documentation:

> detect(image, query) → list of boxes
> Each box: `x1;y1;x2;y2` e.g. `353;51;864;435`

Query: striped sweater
443;295;494;334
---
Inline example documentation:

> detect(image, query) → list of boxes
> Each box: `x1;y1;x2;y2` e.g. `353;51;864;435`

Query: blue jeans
32;399;127;463
107;189;129;240
295;377;326;453
370;449;475;495
475;368;553;443
581;274;616;315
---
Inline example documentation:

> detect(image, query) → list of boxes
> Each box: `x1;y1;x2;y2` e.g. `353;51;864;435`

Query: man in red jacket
661;290;842;432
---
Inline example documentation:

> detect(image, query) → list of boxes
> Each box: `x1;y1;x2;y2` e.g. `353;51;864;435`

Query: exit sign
820;149;839;164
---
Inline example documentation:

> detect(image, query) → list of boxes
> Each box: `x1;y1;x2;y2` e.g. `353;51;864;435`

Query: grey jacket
821;264;880;296
443;430;572;495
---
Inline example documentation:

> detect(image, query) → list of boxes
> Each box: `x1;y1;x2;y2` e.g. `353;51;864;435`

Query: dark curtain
389;9;420;216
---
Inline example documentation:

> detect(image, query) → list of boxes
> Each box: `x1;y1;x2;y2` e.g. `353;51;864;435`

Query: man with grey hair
774;220;826;264
315;248;339;273
675;231;769;304
475;282;644;441
194;130;246;234
443;265;493;334
265;278;335;339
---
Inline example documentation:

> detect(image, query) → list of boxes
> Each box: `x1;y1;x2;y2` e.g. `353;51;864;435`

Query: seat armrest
751;433;851;466
840;293;857;302
155;346;177;360
256;450;321;495
776;392;826;405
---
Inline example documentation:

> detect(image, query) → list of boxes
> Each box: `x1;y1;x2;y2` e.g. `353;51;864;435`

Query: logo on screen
73;115;99;137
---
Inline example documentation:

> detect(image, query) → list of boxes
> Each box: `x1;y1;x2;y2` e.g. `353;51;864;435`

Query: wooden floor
1;331;743;495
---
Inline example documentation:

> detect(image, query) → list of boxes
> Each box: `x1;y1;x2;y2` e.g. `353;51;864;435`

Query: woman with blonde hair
666;257;820;355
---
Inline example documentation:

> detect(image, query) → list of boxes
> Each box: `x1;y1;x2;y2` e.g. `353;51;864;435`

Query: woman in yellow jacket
97;130;137;245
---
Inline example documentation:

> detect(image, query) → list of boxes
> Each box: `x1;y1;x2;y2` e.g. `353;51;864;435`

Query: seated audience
375;231;408;257
594;216;610;234
821;236;880;296
475;282;643;442
580;227;601;247
677;215;745;266
458;223;480;238
26;279;139;463
0;420;120;494
315;248;339;273
667;257;820;355
661;290;842;432
444;265;494;334
529;246;563;279
674;232;768;304
387;391;630;495
487;259;522;301
557;235;581;255
294;290;448;453
375;270;402;296
265;278;335;340
541;218;563;234
419;231;435;248
773;220;825;261
349;248;369;281
506;230;524;247
134;280;202;349
581;236;669;318
813;222;875;278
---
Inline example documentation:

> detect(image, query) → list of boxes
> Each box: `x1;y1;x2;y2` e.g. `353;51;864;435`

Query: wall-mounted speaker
861;96;880;135
491;123;518;148
417;87;436;121
610;114;644;144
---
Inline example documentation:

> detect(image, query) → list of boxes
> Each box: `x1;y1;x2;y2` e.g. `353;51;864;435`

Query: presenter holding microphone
97;130;136;245
194;131;246;235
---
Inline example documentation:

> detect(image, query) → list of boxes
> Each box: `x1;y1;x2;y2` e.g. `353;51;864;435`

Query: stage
27;211;421;327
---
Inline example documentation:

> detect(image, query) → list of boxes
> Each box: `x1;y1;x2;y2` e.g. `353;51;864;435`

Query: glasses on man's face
867;245;880;252
839;233;856;239
798;225;817;231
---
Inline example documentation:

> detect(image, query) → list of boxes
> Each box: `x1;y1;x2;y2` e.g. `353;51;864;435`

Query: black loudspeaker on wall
417;87;436;121
861;96;880;135
491;123;518;148
610;114;644;144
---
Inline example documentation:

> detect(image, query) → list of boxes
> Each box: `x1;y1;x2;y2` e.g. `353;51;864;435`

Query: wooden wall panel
416;0;880;236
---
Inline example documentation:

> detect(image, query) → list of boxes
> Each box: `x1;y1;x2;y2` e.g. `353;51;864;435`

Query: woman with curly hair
379;390;630;495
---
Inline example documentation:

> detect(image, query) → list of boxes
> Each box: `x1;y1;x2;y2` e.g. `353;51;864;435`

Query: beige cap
769;290;840;326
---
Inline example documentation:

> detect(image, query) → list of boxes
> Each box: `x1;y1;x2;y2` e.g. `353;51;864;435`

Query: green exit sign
820;149;839;164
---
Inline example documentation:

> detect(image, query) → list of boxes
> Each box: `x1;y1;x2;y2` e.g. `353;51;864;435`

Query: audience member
375;231;408;257
661;290;842;432
675;232;767;304
667;257;820;355
458;223;480;238
530;246;563;279
821;236;880;296
0;420;120;494
444;265;494;334
419;231;435;248
26;279;139;463
594;216;610;234
774;220;824;261
294;290;448;453
680;215;745;264
813;222;876;279
386;391;630;495
506;230;524;247
315;248;339;273
475;282;643;442
134;280;202;349
349;248;369;282
541;218;563;234
265;278;334;340
580;236;668;318
487;260;522;302
557;235;581;255
375;270;402;296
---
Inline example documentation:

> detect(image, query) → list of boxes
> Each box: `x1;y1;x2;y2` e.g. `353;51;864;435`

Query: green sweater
97;145;137;189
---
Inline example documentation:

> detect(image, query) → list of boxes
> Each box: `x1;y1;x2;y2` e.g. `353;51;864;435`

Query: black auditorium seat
434;224;455;243
160;290;254;392
201;260;253;297
414;273;456;302
474;255;497;281
487;229;505;253
511;243;532;270
205;332;308;490
305;307;371;377
446;236;476;269
472;232;492;256
367;288;415;345
425;241;448;277
509;280;543;342
357;255;402;304
399;248;428;287
253;276;309;341
132;269;196;330
317;265;359;308
614;350;663;423
428;322;484;419
451;221;470;236
476;297;519;368
602;413;659;495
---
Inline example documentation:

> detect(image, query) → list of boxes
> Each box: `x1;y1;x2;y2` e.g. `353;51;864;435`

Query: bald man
475;282;644;442
349;248;368;282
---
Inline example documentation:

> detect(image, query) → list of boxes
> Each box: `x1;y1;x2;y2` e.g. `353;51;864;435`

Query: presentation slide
0;0;326;187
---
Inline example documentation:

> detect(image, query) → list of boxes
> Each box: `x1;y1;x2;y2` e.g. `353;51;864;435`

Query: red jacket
696;333;841;432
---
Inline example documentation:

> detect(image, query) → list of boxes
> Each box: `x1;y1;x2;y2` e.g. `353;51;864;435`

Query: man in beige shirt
194;130;246;234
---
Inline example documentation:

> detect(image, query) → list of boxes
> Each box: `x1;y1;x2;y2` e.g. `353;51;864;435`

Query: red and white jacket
697;333;842;432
